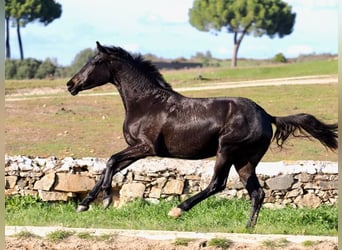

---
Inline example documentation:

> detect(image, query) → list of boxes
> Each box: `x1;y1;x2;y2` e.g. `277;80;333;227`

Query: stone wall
5;155;338;208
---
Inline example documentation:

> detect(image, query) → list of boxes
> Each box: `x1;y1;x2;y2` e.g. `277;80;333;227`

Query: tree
5;0;62;60
35;58;57;79
189;0;296;67
69;48;96;74
5;0;11;59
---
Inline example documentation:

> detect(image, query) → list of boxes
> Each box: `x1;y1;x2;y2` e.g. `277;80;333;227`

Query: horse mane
105;46;173;91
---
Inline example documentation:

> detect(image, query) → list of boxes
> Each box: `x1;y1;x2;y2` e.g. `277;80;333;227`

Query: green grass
76;231;93;239
46;230;74;242
262;238;290;248
208;238;232;249
5;195;337;236
174;238;194;246
14;230;41;239
302;240;316;247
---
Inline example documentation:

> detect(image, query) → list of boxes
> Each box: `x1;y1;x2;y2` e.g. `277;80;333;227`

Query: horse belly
159;129;219;159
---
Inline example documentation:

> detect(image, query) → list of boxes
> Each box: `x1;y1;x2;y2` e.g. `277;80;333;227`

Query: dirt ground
5;235;338;250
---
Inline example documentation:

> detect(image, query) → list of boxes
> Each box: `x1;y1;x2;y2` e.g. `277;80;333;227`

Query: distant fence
5;156;338;208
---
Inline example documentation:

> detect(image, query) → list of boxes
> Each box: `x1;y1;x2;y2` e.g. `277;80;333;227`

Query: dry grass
5;83;337;161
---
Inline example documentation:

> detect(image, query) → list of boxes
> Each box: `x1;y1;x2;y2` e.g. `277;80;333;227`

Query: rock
7;162;19;172
18;162;33;171
38;190;69;201
16;178;28;189
318;180;338;191
226;189;237;197
33;173;56;191
120;183;146;203
285;189;301;198
3;156;339;208
163;179;184;195
90;159;106;173
54;173;95;192
58;162;73;172
21;190;38;197
34;157;48;167
149;187;162;198
303;182;319;190
156;177;167;188
296;173;313;183
112;173;125;187
227;178;244;190
266;174;294;190
294;193;321;208
5;176;18;189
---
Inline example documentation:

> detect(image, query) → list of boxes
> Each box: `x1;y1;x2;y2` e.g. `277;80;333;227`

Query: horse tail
270;113;338;150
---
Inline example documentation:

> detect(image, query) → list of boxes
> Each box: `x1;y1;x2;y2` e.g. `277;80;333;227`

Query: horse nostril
67;80;73;87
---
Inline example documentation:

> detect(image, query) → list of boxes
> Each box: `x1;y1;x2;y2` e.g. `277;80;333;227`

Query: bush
273;53;287;63
35;58;57;79
5;58;59;80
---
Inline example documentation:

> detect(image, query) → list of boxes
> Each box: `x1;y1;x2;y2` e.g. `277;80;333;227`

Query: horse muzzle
66;79;80;96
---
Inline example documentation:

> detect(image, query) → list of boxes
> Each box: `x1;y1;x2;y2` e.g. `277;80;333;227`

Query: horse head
67;41;113;95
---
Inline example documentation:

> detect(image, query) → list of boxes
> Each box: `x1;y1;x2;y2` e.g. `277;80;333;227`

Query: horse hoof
76;205;89;212
168;207;182;218
103;197;112;209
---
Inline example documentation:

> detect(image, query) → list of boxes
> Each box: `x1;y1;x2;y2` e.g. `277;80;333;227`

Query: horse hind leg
235;161;265;228
169;151;232;218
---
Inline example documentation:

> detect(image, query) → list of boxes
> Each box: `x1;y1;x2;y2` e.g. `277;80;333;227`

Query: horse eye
96;59;106;65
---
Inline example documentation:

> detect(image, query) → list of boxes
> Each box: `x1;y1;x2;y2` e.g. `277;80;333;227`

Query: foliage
35;58;58;79
46;230;74;242
208;238;232;249
4;47;98;79
174;238;193;246
14;231;41;239
5;194;42;212
189;0;296;67
273;52;287;63
5;0;62;26
69;48;96;75
5;0;62;60
5;58;59;79
262;238;290;248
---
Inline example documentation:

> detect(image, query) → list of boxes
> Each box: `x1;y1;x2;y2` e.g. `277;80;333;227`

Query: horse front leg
101;158;136;209
78;144;152;212
77;169;106;212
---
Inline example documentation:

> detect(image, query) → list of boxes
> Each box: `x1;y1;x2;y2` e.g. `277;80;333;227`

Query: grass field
5;59;338;237
5;83;337;161
5;195;337;236
5;59;337;161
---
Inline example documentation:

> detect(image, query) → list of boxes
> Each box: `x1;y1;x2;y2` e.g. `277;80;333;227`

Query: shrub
274;53;287;63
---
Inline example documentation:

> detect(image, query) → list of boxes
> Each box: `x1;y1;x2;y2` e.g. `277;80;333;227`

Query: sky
7;0;338;66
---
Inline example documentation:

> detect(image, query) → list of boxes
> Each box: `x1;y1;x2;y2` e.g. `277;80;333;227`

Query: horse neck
114;69;175;113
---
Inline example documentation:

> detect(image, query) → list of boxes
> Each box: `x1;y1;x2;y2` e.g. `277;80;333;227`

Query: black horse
67;42;337;227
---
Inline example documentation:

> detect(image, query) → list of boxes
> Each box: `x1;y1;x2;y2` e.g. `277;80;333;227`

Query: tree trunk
16;18;24;60
231;42;238;67
231;32;239;67
6;16;10;59
230;23;252;68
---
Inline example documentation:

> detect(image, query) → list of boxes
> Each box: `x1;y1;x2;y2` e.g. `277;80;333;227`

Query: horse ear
96;41;108;54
